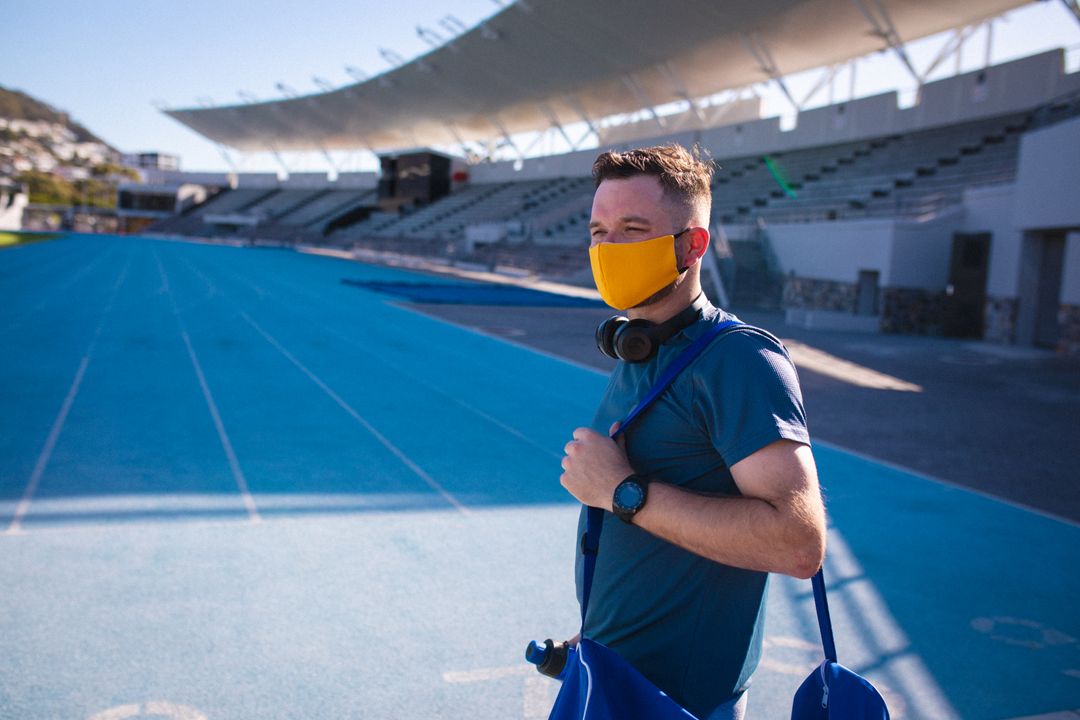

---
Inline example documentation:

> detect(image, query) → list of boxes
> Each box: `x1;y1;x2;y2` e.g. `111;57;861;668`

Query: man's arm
560;430;826;579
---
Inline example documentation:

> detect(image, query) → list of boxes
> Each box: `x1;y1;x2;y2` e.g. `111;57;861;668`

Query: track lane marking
153;248;260;523
5;245;132;534
238;310;469;516
183;255;566;460
1;241;118;334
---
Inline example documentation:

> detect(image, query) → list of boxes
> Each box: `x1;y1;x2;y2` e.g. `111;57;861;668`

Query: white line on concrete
239;310;469;515
5;246;132;535
154;249;260;523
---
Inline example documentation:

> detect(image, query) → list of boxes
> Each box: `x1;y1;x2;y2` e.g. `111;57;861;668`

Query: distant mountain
0;85;112;148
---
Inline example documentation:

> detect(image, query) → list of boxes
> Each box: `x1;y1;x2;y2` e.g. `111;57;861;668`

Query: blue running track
1;234;1077;720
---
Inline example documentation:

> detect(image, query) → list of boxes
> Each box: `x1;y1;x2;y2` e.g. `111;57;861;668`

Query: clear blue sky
3;1;1078;174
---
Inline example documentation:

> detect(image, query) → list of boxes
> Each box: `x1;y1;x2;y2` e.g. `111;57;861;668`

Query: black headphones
596;294;709;363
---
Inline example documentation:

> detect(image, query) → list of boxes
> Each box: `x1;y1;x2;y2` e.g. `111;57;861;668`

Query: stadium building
137;0;1080;353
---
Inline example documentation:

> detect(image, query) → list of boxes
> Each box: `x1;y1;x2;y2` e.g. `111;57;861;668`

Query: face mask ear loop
672;227;695;274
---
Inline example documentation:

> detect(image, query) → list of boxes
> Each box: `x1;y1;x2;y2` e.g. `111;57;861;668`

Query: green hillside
0;85;110;146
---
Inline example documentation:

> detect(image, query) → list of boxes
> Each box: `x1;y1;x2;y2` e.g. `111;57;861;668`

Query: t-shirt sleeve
692;330;810;468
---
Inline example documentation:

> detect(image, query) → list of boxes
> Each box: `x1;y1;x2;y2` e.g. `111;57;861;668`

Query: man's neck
627;276;703;323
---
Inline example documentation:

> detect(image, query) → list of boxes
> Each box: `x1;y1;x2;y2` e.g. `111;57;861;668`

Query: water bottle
525;638;576;680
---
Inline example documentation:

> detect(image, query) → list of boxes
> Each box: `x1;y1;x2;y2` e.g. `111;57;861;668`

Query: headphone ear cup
614;319;657;363
596;316;627;360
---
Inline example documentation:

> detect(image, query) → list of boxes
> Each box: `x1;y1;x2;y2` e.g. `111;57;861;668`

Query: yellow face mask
589;230;687;310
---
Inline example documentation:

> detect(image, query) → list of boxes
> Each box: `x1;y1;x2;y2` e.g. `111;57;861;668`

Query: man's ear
680;226;710;268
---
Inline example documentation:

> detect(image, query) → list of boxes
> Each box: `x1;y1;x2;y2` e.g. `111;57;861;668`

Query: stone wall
783;276;857;313
1059;304;1080;356
983;296;1019;344
880;288;948;335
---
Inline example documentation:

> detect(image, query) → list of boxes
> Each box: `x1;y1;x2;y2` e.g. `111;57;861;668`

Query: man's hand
560;424;634;510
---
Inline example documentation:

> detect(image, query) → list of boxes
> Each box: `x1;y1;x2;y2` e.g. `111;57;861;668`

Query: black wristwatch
612;474;650;524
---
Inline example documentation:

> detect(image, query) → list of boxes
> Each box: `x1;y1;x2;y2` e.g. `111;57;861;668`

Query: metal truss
740;32;799;111
1063;0;1080;25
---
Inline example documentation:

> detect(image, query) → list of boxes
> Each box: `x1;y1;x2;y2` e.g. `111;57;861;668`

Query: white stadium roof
166;0;1031;154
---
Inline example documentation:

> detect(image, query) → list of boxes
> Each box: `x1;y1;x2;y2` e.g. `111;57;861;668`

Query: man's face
589;175;679;248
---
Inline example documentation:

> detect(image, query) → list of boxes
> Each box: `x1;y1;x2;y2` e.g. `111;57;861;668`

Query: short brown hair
592;143;714;221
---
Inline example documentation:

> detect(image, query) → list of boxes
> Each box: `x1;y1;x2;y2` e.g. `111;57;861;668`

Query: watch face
614;480;645;511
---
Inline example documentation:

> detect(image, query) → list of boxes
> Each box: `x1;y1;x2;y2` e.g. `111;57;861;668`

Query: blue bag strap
579;319;743;626
811;568;838;663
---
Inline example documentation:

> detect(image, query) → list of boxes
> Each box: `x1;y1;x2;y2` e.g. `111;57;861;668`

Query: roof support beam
442;121;479;160
562;94;600;147
852;0;921;86
267;144;291;180
798;64;842;109
621;74;666;130
1062;0;1080;26
536;102;576;150
657;61;706;126
486;114;524;162
920;24;980;81
740;32;799;111
214;142;239;179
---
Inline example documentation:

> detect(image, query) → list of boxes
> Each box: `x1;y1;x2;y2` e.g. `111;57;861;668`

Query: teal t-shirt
574;304;810;718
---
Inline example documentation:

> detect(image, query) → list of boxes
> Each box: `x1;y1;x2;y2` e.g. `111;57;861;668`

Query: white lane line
5;356;90;535
276;304;562;461
194;257;565;460
2;242;117;333
178;329;260;522
813;438;1080;528
239;310;469;516
5;246;133;535
154;249;260;523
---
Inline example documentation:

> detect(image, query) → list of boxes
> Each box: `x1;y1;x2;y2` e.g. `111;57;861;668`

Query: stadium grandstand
136;0;1080;353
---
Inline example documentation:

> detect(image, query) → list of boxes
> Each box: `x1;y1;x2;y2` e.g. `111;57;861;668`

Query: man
559;144;827;719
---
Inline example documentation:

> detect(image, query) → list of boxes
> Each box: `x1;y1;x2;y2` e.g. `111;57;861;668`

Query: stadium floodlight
417;25;444;49
237;91;259;103
275;82;299;98
345;66;369;82
312;76;336;92
379;48;406;68
440;15;467;35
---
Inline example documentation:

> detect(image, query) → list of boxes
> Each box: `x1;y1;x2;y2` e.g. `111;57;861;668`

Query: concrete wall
470;50;1078;184
468;148;596;183
234;173;281;188
765;219;894;285
281;172;331;188
889;211;964;289
1063;232;1080;306
1013;114;1080;230
0;190;27;230
333;171;378;189
767;210;964;290
906;50;1071;131
963;184;1022;298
